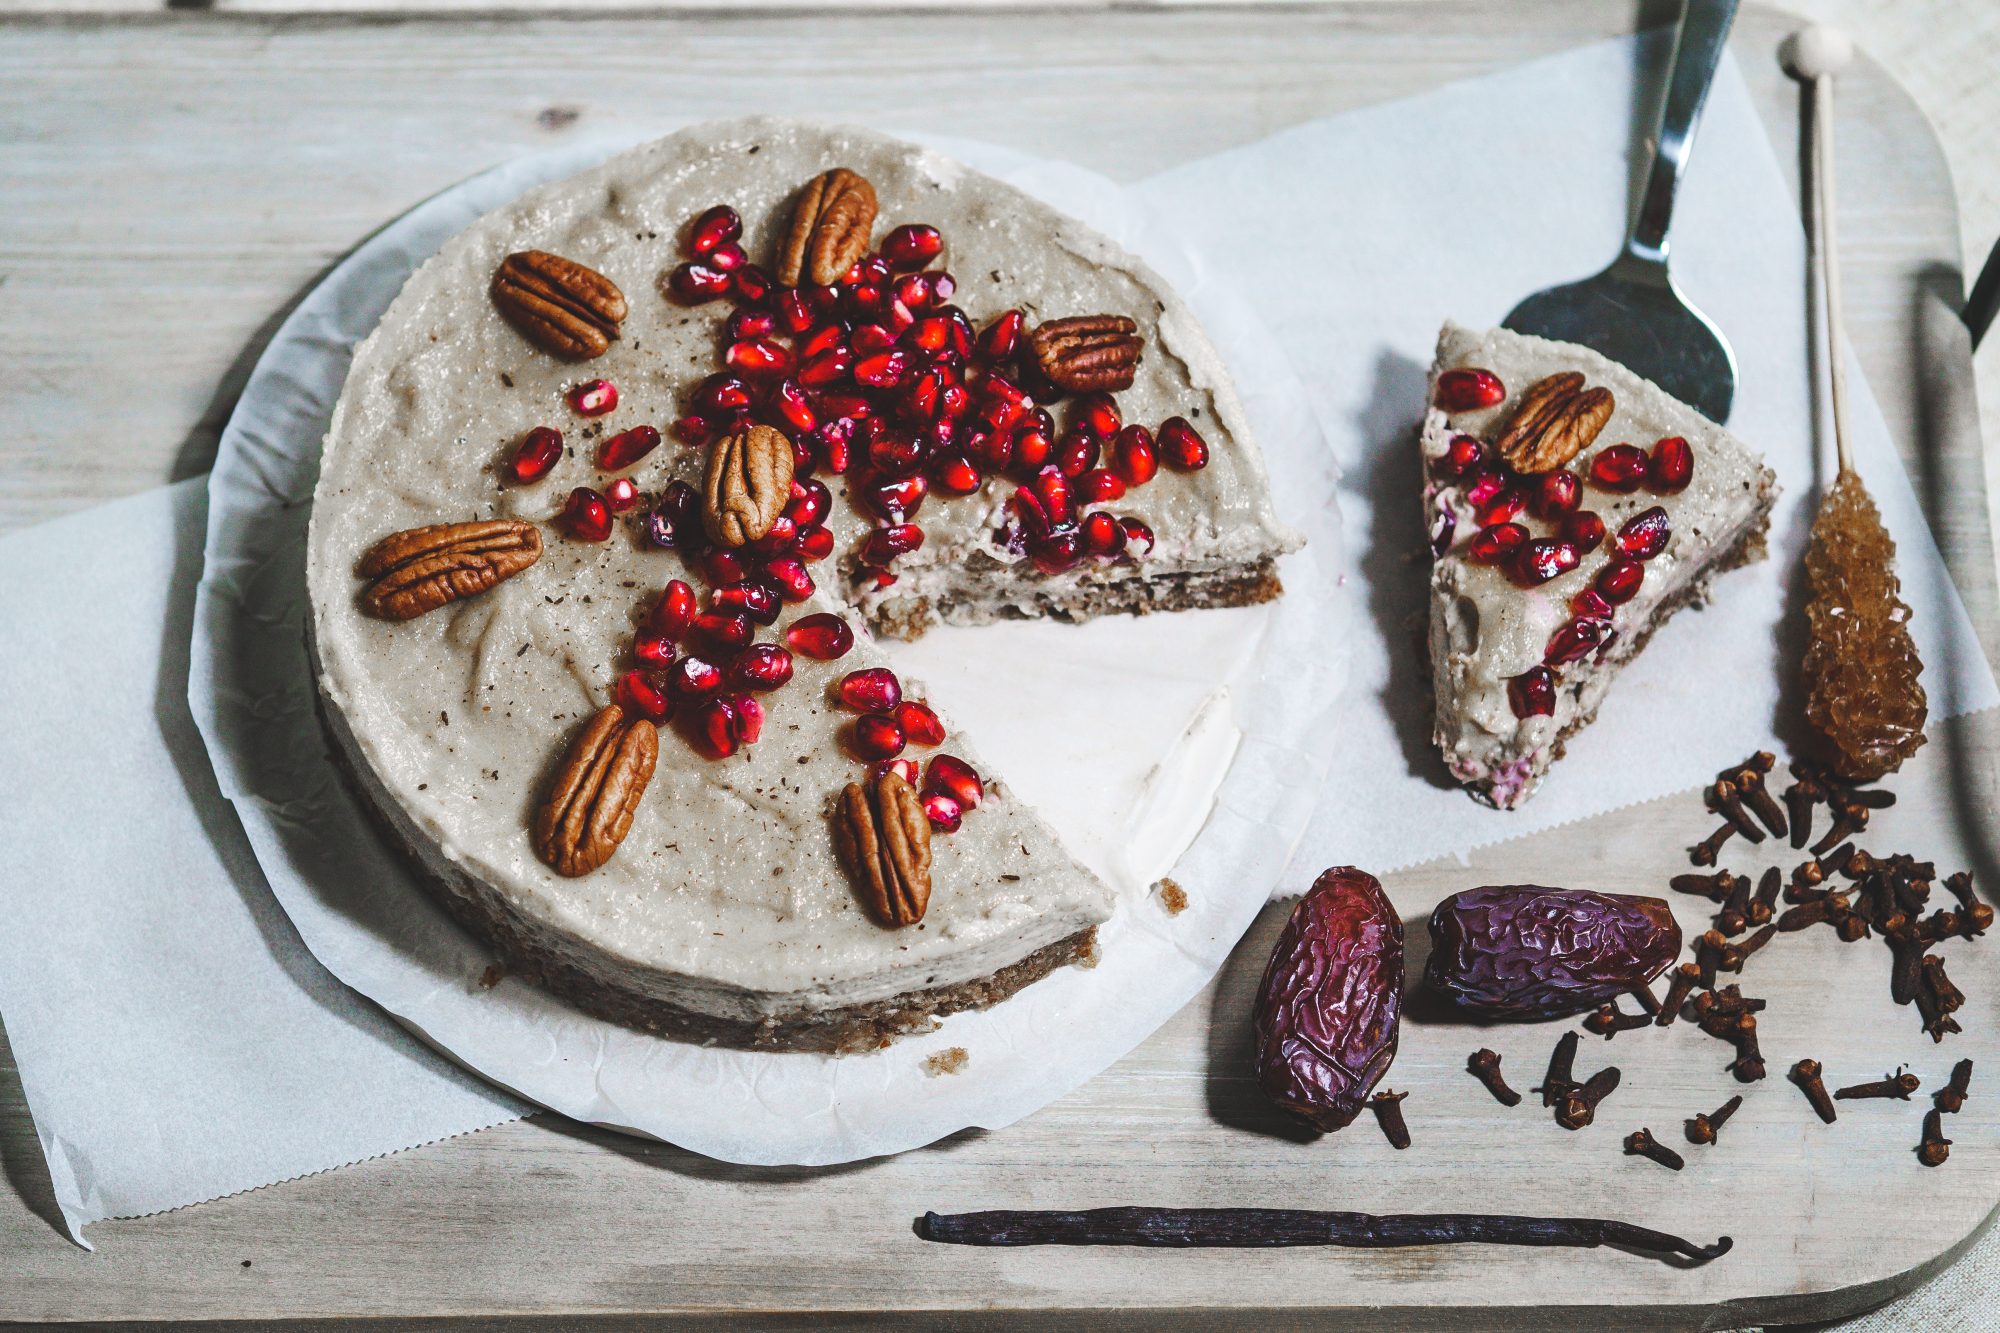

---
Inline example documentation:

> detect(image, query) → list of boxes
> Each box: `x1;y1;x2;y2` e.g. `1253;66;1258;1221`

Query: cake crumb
476;962;506;990
1155;878;1189;915
924;1047;969;1077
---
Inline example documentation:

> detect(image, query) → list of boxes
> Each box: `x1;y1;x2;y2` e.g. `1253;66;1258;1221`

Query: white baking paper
1137;34;2000;873
187;134;1344;1166
0;482;524;1246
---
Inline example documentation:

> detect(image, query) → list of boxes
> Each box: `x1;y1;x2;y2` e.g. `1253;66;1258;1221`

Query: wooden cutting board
2;2;1994;1325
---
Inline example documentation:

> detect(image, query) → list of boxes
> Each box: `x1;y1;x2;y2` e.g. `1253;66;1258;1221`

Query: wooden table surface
3;2;1998;1326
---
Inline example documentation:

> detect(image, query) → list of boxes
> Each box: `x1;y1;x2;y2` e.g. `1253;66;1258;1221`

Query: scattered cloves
1536;1031;1580;1108
1584;1002;1653;1039
1935;1059;1974;1115
1791;1058;1837;1123
1685;1094;1743;1146
1624;1127;1685;1171
1918;1108;1953;1167
1943;872;1993;938
1784;775;1822;849
1556;1065;1621;1131
1657;963;1700;1027
1749;867;1782;927
1834;1068;1921;1101
1369;1089;1411;1150
1467;1048;1521;1107
1708;779;1766;844
1691;822;1737;867
1726;1014;1765;1083
1672;870;1737;903
1886;926;1927;1006
1731;766;1790;840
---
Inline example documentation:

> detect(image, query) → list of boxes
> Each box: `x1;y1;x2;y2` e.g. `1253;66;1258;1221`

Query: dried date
1425;886;1682;1020
1252;866;1403;1133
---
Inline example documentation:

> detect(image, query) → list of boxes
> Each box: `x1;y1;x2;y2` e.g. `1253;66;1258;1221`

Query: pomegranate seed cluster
1430;369;1694;721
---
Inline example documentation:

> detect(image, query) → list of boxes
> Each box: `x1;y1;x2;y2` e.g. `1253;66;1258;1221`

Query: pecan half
703;423;795;548
778;169;878;288
356;519;542;621
1029;315;1143;393
490;250;628;361
1493;371;1615;473
533;705;658;877
833;771;933;928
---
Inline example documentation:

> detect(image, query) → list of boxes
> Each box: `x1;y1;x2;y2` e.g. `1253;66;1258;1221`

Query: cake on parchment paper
305;118;1301;1053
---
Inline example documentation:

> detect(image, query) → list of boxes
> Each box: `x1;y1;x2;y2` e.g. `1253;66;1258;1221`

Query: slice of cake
306;119;1300;1053
1421;323;1778;808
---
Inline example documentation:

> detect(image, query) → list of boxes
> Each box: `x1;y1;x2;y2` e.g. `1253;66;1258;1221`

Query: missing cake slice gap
1421;322;1778;809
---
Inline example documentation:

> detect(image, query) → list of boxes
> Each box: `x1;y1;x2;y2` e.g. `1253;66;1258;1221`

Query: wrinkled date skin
1425;886;1682;1020
1252;866;1404;1133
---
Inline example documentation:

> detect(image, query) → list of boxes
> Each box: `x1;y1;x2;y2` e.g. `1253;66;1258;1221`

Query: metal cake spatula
1503;0;1741;423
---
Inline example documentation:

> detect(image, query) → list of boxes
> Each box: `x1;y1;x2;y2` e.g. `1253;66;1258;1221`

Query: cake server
1503;0;1740;423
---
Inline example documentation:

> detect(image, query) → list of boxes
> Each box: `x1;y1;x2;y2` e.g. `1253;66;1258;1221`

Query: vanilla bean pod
914;1208;1732;1264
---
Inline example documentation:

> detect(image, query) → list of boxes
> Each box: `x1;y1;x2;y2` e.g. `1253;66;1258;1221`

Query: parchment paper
187;134;1344;1166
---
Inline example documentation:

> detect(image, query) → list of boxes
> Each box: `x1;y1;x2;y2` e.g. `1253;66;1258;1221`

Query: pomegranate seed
707;241;748;273
688;204;741;257
698;547;744;584
642;506;679;549
1077;468;1126;504
925;754;983;810
1119;517;1155;557
1588;444;1649;492
729;692;765;744
776;288;817;334
728;308;778;341
1435;367;1506;412
1031;466;1074;525
1507;666;1557;719
1529;470;1582;520
865;474;928;522
895;699;946;747
711;580;780;626
927;273;958;306
731;642;794;690
894;273;933;313
862;565;898;590
1544;617;1611;666
909;314;953;353
784;478;832;528
768;379;816;434
1647;435;1694;493
672;415;714;447
812;423;853;475
882;224;944;270
867;428;925;476
1615;506;1671;560
1467;521;1528;565
1434;433;1485;479
1464;470;1507;509
667;653;723;697
932;454;983;495
1570;588;1613;620
1511;538;1580;587
838;667;902;713
726;337;793;380
747;513;797;559
562;487;612;541
690;697;740;759
786;613;854;660
694;375;754;416
567;379;618;417
921;791;963;832
759;557;815;603
1056;429;1100;479
963;428;1010;473
852;322;897;354
796;525;835;561
731;265;773;305
1080;511;1126;556
977;310;1025;363
598;424;661;471
509;426;563;484
853;350;911;389
652;579;698;635
1559;510;1607;555
667;263;731;304
1476;486;1525;527
864;523;925;565
1031;529;1081;574
633;629;675;670
1595;559;1645;604
1111;425;1159;486
874;758;921;785
1011;422;1054;473
1073;393;1122;440
604;476;641;513
614;669;672;722
691;611;752;653
852;713;907;761
1158;417;1209;470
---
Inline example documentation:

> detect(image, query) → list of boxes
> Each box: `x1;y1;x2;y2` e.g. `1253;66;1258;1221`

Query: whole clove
1685;1094;1743;1146
1730;766;1790;839
1556;1066;1622;1130
1691;822;1737;867
1783;776;1820;849
1583;1003;1653;1039
1692;985;1766;1021
1791;1058;1837;1123
1656;963;1700;1026
1536;1031;1580;1108
1750;867;1782;927
1935;1059;1974;1114
1834;1069;1921;1101
1918;955;1966;1041
1918;1109;1952;1167
1726;1014;1765;1082
1708;779;1766;844
1369;1090;1411;1150
913;1207;1734;1264
1628;984;1662;1017
1672;870;1737;903
1886;926;1926;1006
1716;874;1754;936
1943;872;1993;938
1624;1128;1685;1171
1467;1049;1521;1107
1812;802;1869;856
1731;924;1777;970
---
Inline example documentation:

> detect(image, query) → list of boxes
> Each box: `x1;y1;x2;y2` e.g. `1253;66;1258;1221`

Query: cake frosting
305;118;1300;1050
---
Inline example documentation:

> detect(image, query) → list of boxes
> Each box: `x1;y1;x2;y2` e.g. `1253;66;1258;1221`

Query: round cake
306;118;1300;1052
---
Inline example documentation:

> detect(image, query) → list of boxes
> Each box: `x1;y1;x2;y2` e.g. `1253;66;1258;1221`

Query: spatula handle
1626;0;1741;268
